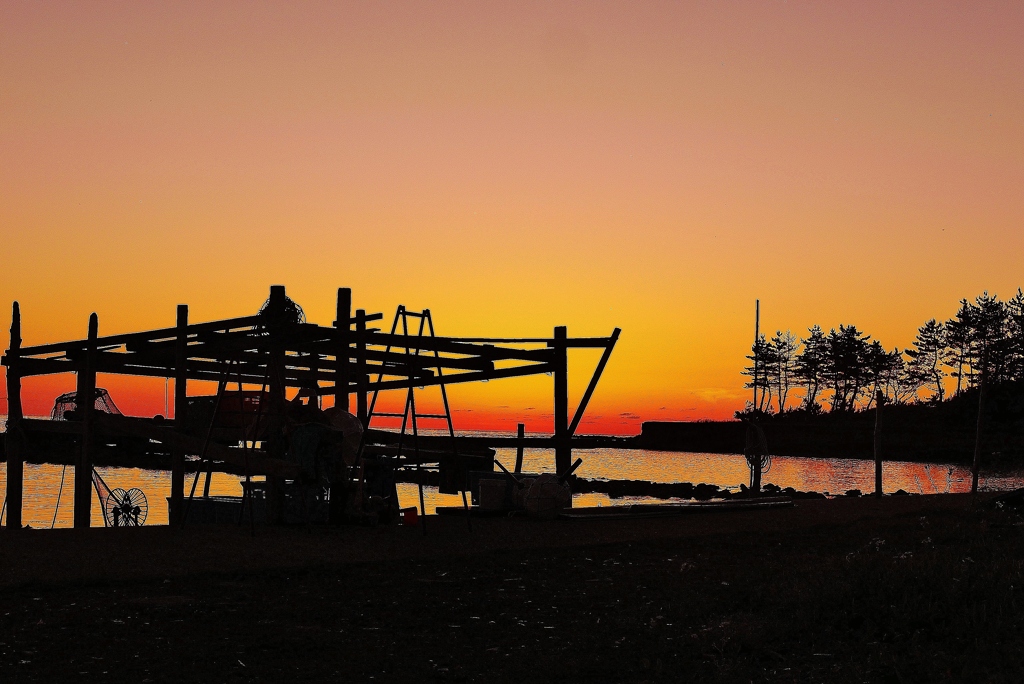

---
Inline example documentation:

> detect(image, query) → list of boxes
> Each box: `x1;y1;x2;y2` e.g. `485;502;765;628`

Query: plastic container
401;506;419;526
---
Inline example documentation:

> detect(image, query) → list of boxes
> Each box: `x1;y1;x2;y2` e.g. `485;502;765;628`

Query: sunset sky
2;1;1023;433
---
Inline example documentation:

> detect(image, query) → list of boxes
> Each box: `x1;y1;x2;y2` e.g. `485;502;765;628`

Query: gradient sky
2;1;1023;433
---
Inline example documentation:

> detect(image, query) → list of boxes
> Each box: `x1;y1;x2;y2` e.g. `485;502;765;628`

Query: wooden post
356;309;368;424
171;304;188;526
971;363;987;497
335;288;351;412
4;302;23;530
515;423;525;474
74;313;98;528
266;286;287;524
751;443;762;494
874;390;884;497
267;286;287;408
553;326;570;475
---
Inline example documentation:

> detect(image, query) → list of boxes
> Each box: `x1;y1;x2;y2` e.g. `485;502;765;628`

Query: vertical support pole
553;326;570;475
171;304;188;526
515;423;525;474
267;286;287;408
4;302;24;530
355;309;368;424
971;360;987;497
74;313;98;528
335;288;351;412
266;286;287;524
874;390;884;497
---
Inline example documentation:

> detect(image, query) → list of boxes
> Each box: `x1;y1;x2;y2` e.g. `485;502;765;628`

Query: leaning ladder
362;306;470;532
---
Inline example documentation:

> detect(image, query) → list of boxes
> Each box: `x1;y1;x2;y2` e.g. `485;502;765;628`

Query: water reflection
501;447;1024;497
4;446;1020;525
0;464;248;529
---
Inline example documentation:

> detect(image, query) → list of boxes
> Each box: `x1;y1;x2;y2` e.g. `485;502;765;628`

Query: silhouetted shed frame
3;285;618;530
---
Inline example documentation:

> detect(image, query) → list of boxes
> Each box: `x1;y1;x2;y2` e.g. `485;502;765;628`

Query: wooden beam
16;315;263;357
4;356;76;377
12;310;467;362
4;302;23;530
301;343;495;372
92;413;298;478
558;337;620;348
73;313;98;528
360;332;555;362
7;347;511;391
18;321;556;369
367;362;553;392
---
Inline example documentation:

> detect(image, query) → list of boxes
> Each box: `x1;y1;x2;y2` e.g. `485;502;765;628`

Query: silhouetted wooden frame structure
3;285;619;530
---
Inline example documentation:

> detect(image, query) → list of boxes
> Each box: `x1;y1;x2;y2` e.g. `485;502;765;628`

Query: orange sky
2;2;1023;433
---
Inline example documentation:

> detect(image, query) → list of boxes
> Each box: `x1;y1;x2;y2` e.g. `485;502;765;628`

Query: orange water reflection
4;447;1021;525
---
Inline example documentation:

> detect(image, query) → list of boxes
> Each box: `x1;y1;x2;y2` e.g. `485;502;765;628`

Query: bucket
402;506;419;526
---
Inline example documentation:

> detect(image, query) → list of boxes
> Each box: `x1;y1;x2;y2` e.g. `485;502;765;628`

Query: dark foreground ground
2;495;1023;682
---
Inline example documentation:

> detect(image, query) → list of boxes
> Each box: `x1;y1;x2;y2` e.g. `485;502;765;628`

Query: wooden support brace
568;328;620;436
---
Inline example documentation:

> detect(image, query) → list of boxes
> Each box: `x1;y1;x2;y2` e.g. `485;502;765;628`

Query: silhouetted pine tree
944;299;974;396
824;325;871;412
740;287;1023;414
742;334;773;413
1007;289;1024;381
767;330;799;413
795;325;827;411
971;292;1010;384
906;319;946;402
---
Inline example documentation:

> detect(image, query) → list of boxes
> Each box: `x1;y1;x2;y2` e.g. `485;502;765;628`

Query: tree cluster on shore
742;290;1024;414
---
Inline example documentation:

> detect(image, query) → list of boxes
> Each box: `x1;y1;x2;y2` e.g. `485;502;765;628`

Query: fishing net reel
104;488;148;527
92;469;149;527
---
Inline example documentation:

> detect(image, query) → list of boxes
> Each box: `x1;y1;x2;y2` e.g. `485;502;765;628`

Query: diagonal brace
568;328;620;436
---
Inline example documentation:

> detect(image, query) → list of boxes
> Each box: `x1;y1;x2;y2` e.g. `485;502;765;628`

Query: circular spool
105;487;149;527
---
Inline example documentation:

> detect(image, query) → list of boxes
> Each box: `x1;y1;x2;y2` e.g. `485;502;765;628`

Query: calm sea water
2;420;1022;527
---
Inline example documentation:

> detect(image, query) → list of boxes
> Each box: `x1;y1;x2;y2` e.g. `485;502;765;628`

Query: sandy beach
2;494;1022;682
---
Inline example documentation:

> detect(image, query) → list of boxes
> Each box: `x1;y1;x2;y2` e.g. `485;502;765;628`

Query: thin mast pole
753;299;760;412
